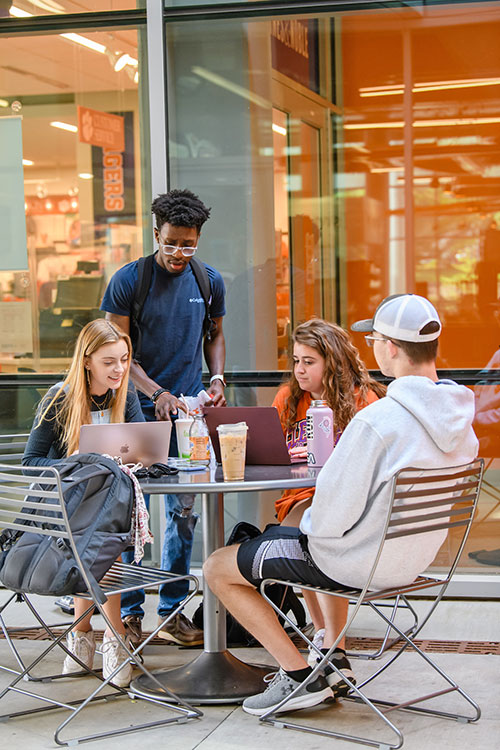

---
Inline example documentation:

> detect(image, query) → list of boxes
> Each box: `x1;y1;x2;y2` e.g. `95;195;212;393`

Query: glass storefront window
0;26;149;371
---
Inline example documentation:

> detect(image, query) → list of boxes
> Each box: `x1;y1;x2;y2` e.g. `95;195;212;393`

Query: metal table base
131;650;269;704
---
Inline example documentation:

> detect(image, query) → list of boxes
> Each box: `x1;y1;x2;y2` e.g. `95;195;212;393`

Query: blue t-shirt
101;256;226;419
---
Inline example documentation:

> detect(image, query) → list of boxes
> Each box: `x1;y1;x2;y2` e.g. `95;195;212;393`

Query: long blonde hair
37;319;132;456
283;318;386;432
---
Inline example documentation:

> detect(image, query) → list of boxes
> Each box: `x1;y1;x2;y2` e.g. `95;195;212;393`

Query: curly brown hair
283;318;386;432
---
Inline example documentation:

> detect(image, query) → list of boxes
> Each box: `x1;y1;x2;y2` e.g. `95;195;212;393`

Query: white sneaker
307;628;325;668
62;629;96;674
101;633;134;687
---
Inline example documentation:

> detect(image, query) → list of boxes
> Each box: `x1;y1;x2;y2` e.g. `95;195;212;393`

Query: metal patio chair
0;433;62;681
259;459;484;749
0;461;203;745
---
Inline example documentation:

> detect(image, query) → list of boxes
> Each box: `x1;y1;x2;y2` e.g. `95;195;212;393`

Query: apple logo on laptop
120;443;130;454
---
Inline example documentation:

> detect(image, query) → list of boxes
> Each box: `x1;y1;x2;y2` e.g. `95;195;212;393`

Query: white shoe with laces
62;629;96;674
306;628;325;668
101;632;134;687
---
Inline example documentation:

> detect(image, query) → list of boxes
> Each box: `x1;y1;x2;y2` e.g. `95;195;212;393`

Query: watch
209;374;226;388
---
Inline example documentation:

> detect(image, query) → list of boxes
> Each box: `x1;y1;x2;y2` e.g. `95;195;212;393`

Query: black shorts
236;525;349;591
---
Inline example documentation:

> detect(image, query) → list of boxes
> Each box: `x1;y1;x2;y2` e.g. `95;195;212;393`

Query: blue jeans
121;492;199;618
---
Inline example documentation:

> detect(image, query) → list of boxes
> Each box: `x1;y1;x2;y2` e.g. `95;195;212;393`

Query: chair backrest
0;463;71;546
371;458;485;592
0;434;30;465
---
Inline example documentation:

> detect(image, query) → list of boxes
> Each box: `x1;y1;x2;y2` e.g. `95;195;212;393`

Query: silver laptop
79;422;172;467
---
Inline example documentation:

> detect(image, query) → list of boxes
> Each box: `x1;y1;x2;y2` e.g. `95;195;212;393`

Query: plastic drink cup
216;422;248;481
175;417;194;459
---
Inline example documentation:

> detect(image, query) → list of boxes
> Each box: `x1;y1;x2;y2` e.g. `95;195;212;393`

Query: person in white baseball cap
351;293;441;343
203;291;477;719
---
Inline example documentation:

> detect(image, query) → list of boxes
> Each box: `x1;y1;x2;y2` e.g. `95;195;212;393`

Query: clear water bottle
188;414;211;465
306;399;334;467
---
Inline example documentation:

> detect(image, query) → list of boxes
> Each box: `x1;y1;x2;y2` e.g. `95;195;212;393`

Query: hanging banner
0;117;28;271
77;106;125;151
91;111;136;225
271;19;319;94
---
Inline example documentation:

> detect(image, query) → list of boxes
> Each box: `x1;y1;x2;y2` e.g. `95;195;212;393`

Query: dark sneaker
157;613;204;646
242;668;333;716
322;649;356;696
122;615;143;648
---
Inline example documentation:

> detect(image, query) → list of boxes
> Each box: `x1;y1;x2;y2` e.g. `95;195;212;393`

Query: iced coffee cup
216;422;248;481
175;417;194;459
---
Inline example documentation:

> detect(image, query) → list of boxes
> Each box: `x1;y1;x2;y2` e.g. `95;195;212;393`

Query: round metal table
130;463;320;704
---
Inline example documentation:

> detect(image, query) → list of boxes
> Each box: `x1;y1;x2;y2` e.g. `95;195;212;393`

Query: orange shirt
272;385;379;522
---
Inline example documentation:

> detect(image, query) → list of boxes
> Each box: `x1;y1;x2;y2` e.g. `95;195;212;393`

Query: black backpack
192;522;307;646
130;253;216;362
0;454;134;603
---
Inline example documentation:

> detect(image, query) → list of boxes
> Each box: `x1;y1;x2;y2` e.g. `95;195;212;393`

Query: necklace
89;390;113;417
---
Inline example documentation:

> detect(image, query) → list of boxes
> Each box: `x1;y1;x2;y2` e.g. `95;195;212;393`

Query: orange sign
26;195;79;215
102;149;124;212
77;106;125;151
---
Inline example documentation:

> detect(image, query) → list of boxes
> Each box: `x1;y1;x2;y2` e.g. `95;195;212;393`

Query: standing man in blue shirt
101;189;226;646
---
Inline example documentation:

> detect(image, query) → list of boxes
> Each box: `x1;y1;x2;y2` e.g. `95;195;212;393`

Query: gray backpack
0;453;134;601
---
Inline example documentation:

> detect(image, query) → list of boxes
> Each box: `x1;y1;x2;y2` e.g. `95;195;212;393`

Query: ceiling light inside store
29;0;65;12
50;121;78;133
113;53;138;72
78;173;93;180
22;159;34;166
0;99;9;108
371;166;404;173
397;177;432;185
272;123;287;136
10;0;65;15
10;7;106;55
345;115;500;131
359;77;500;97
9;7;32;17
60;33;106;55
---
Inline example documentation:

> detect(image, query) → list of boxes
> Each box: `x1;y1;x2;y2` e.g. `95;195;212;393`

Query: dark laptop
203;406;301;465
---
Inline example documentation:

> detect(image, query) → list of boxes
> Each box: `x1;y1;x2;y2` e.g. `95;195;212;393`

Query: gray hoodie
300;376;478;590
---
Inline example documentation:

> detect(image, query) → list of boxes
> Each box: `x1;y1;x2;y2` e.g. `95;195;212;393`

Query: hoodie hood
387;376;476;453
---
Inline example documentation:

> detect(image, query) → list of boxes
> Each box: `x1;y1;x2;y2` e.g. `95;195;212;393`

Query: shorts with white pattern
236;525;348;591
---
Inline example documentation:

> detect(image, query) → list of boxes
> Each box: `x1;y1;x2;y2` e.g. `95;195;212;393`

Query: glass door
272;84;331;368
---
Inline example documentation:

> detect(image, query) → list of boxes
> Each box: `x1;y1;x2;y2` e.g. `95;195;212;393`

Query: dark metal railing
0;368;499;391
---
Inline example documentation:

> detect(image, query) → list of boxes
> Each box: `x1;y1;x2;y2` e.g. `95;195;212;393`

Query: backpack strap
131;254;216;361
190;256;216;341
130;254;155;362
